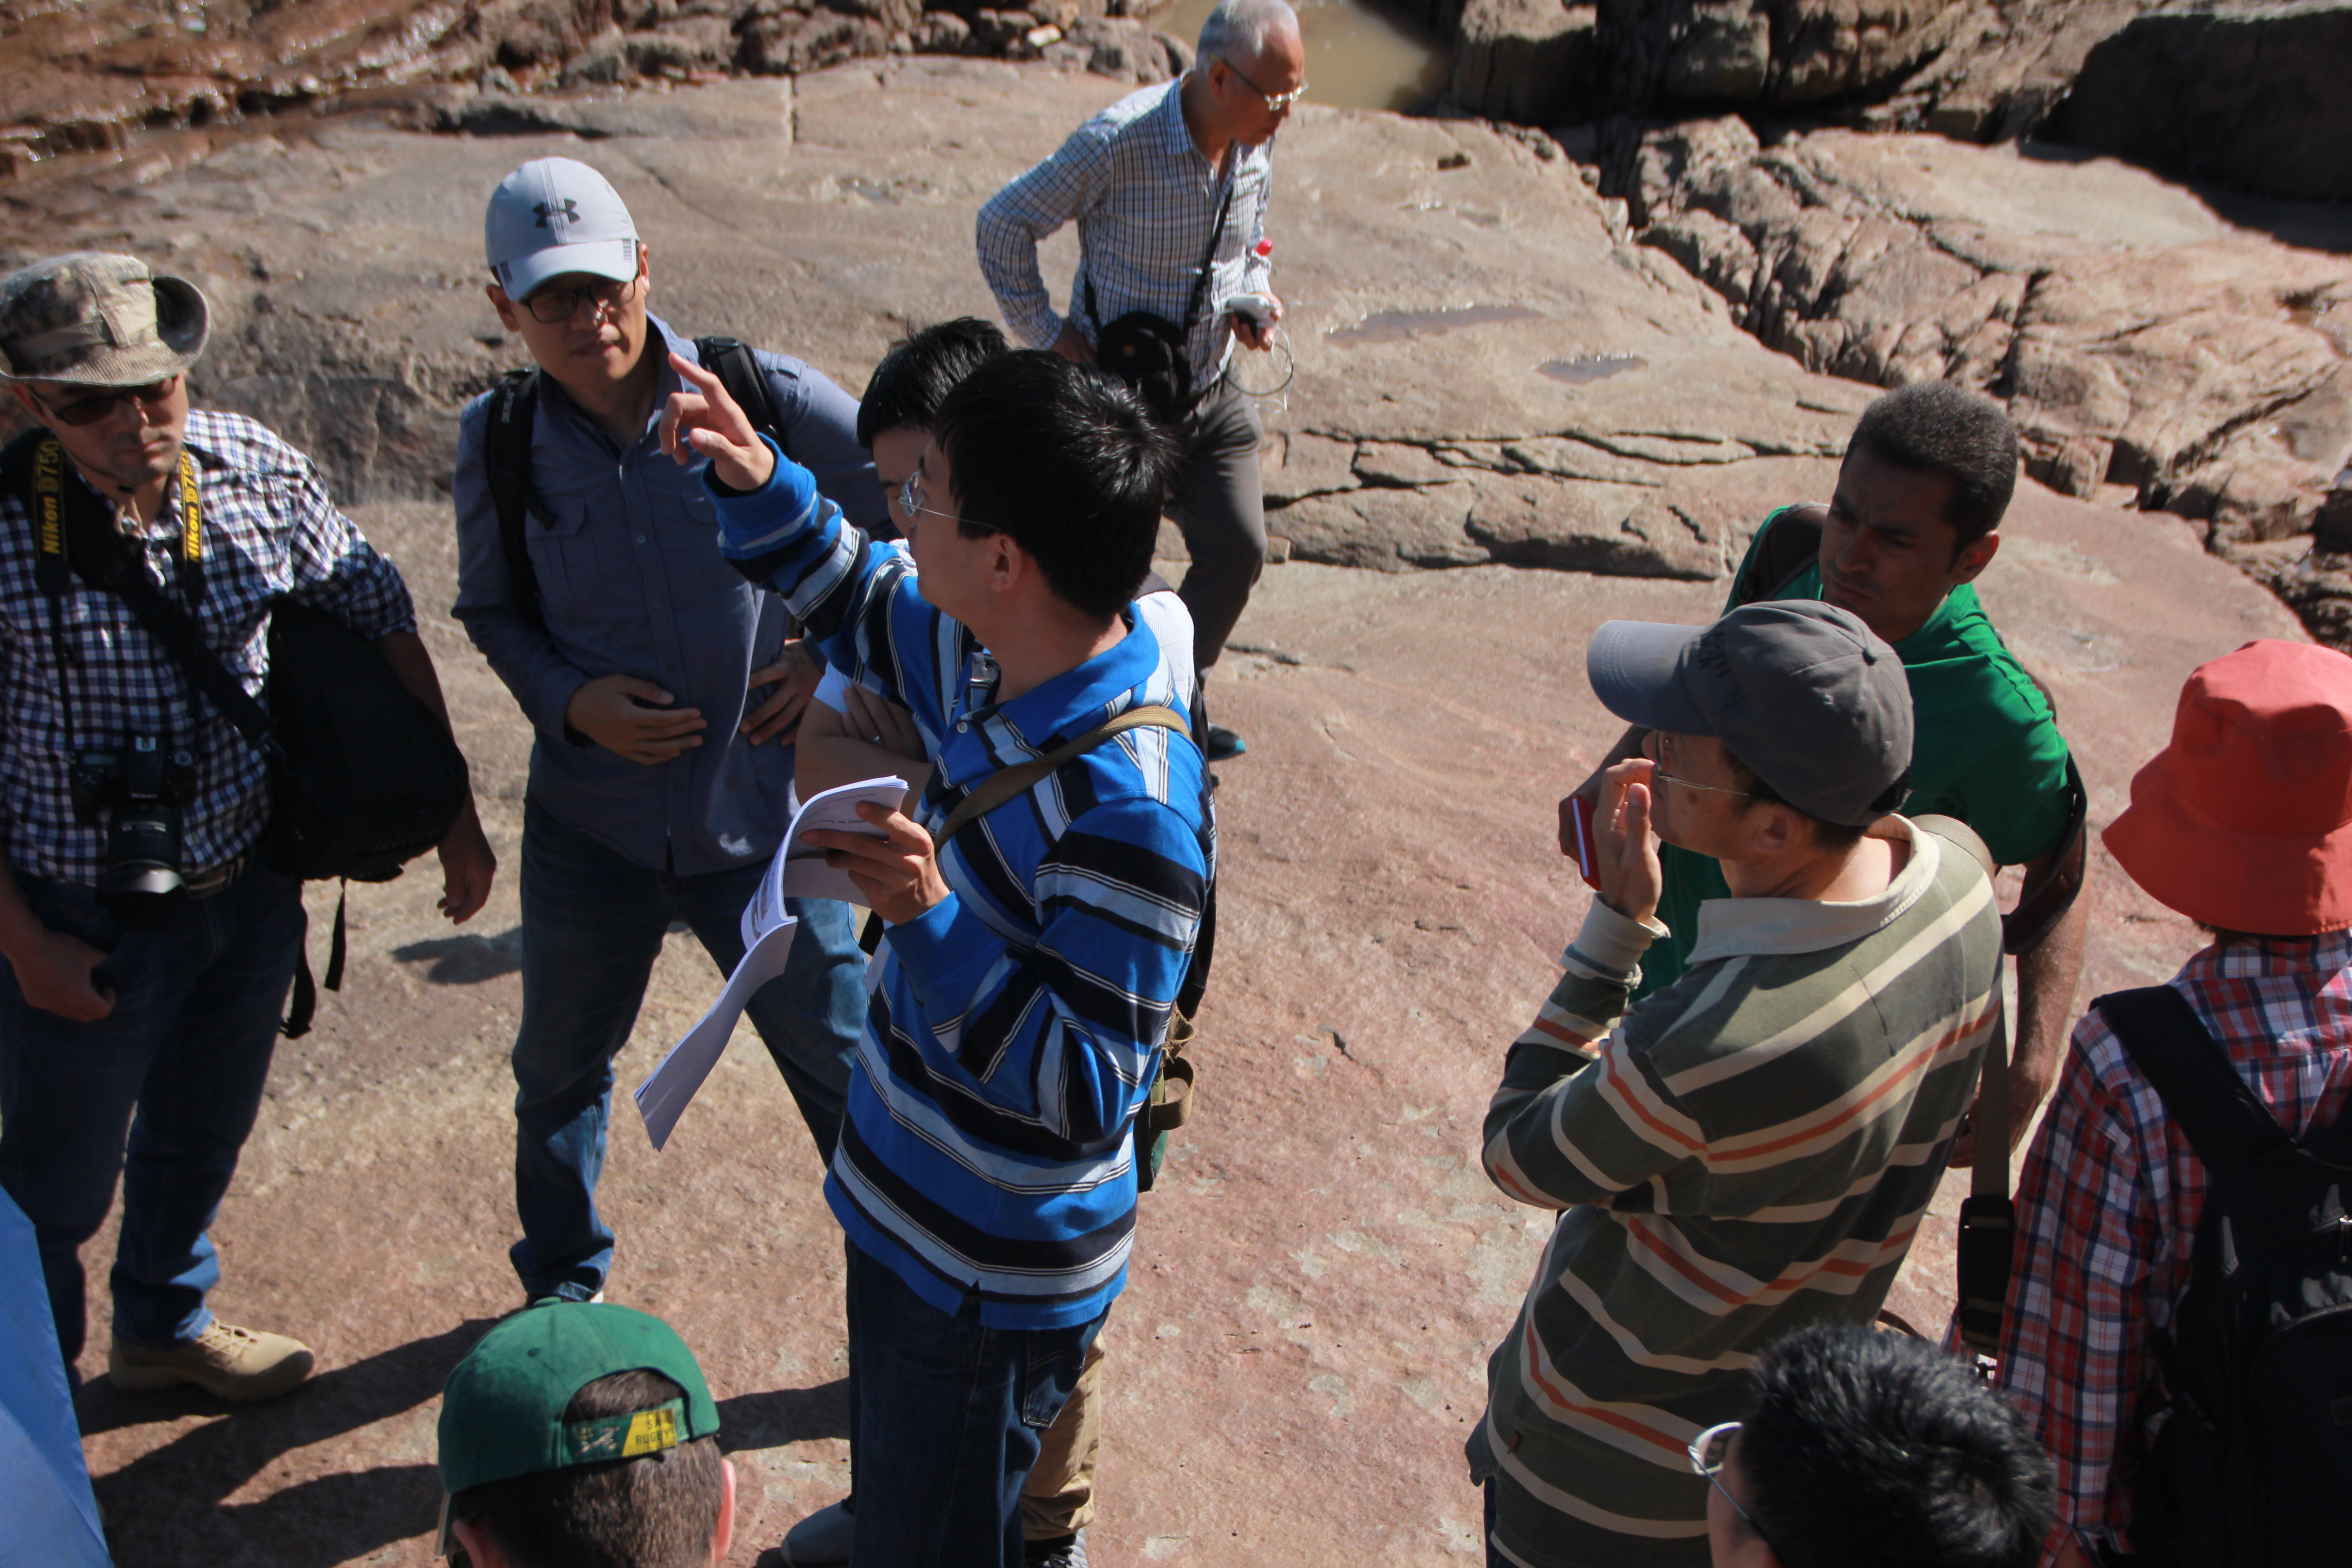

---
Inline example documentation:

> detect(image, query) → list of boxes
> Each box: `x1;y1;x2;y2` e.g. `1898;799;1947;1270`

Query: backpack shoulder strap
695;337;789;458
932;706;1191;848
2096;985;2298;1180
484;368;548;632
1732;505;1826;609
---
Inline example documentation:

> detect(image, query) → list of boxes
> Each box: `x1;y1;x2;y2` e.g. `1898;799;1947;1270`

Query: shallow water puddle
1539;354;1649;384
1326;305;1542;347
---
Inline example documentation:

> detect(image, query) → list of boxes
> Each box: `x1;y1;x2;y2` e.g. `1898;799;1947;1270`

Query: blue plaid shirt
0;410;416;884
978;79;1275;387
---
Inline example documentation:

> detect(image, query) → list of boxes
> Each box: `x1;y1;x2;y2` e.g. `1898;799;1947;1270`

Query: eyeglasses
1220;57;1308;113
33;375;179;428
1689;1422;1792;1561
1650;769;1756;799
896;469;959;527
523;275;637;325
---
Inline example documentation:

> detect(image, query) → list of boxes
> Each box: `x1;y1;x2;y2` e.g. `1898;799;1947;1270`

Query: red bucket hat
2104;639;2352;936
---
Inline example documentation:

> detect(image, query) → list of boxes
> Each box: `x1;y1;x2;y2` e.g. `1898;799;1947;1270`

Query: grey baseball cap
1587;599;1913;826
485;157;641;300
0;252;209;387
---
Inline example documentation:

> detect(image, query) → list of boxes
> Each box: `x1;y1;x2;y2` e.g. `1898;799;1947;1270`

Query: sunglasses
1688;1421;1794;1562
34;375;179;428
523;275;638;325
1220;57;1308;113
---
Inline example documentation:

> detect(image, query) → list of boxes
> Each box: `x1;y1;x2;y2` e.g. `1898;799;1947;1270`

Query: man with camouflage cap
0;252;495;1399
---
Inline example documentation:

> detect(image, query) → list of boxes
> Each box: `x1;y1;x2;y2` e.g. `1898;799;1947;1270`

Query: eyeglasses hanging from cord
1222;236;1297;412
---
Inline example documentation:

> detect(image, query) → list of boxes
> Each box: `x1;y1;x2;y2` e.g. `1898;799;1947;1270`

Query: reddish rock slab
64;473;2289;1565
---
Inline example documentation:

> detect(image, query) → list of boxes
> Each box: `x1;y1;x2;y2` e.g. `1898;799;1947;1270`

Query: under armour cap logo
533;199;581;227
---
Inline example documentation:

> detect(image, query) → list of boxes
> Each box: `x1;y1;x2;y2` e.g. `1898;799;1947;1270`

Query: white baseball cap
485;158;641;300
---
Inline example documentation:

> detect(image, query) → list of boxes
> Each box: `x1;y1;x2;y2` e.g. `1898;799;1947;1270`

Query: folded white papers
632;915;796;1151
635;774;908;1150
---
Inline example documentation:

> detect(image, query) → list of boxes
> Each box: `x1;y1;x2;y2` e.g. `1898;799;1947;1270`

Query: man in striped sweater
663;347;1210;1568
1471;600;2006;1567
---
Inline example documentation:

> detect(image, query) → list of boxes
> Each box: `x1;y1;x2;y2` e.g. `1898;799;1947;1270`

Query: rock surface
0;0;1184;181
1603;117;2352;627
66;468;2294;1565
0;61;2324;1564
2044;1;2352;204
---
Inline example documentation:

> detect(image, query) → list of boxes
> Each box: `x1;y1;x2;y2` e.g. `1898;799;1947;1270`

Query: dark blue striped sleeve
706;435;929;719
887;794;1207;1152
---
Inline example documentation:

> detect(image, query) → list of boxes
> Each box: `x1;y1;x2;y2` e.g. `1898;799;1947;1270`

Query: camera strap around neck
1085;174;1238;345
29;436;282;764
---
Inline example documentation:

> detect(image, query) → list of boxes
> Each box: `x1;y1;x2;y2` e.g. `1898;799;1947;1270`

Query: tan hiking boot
108;1320;315;1401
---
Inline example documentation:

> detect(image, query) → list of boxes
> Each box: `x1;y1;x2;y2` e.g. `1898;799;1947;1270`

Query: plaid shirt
976;79;1274;387
1997;931;2352;1563
0;410;416;884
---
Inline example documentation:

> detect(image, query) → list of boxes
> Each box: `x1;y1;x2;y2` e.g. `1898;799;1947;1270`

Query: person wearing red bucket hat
1998;639;2352;1568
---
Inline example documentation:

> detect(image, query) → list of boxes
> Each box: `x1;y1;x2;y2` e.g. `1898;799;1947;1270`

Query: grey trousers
1169;377;1267;671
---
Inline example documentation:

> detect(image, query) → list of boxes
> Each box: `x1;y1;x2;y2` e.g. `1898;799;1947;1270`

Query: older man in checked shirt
976;0;1301;764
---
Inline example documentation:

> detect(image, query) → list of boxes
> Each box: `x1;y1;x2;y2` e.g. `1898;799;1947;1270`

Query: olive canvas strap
929;705;1191;848
1917;813;2017;1355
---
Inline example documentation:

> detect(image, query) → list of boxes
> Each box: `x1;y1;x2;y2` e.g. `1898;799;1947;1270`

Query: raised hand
1594;756;1664;926
659;350;775;491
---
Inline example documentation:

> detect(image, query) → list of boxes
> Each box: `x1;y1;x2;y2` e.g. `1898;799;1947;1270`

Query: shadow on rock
81;1318;498;1564
393;926;524;984
717;1377;851;1452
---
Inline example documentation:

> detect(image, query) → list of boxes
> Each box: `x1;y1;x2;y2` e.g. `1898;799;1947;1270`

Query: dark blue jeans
0;862;304;1367
510;798;863;1300
845;1240;1105;1568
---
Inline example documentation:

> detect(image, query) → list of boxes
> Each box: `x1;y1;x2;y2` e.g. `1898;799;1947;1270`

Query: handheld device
1223;292;1275;330
1569;794;1603;891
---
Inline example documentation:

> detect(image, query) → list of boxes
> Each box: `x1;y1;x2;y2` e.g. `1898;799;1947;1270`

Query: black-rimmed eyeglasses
523;275;638;324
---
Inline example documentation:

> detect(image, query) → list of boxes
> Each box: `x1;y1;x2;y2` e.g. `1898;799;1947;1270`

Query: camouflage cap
0;251;209;388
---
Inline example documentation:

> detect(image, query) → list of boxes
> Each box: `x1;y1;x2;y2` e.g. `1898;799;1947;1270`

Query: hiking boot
108;1320;314;1401
781;1499;855;1566
1026;1529;1088;1568
1203;724;1246;762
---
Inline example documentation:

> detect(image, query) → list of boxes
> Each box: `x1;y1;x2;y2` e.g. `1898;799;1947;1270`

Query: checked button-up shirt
1997;930;2352;1564
0;410;416;885
977;79;1274;390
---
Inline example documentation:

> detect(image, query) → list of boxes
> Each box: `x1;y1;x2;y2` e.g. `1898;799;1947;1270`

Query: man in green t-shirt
1562;382;2084;1161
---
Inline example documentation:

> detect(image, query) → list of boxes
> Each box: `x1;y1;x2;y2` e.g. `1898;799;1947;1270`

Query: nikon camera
70;736;196;928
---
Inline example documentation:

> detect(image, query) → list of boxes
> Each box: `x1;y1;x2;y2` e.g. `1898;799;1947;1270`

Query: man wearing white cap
454;158;881;1305
0;251;495;1399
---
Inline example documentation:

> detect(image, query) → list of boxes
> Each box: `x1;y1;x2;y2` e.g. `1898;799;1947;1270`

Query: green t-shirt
1632;511;2073;1000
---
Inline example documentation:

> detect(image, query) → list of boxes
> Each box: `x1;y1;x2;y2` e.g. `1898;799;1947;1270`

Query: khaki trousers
1020;1336;1108;1538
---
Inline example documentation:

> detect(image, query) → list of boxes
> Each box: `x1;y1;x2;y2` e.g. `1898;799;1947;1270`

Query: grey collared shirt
452;315;883;874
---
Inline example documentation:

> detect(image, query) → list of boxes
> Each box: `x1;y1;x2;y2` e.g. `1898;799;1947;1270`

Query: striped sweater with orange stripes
1468;818;2003;1567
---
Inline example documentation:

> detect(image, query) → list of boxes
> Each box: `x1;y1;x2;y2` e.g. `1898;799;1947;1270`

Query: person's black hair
452;1369;725;1568
1844;382;2019;553
855;316;1010;448
1739;1325;2056;1568
1722;751;1909;853
933;351;1177;621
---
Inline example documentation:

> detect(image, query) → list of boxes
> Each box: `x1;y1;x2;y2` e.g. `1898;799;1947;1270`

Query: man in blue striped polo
663;346;1210;1568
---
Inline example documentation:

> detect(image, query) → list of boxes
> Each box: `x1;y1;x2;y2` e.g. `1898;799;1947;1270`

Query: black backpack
2096;985;2352;1566
1;428;470;1035
483;336;788;628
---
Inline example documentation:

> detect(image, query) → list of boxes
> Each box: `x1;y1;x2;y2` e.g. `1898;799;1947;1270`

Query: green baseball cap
436;1300;721;1557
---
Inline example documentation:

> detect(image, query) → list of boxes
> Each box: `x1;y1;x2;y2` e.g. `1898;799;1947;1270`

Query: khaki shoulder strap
931;705;1191;849
1912;813;2012;1195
